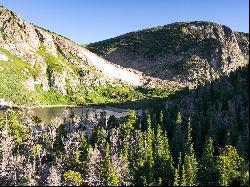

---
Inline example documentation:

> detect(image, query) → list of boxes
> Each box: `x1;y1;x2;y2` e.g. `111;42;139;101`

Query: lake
0;105;146;124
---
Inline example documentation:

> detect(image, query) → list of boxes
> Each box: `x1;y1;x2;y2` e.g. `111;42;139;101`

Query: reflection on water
0;106;145;124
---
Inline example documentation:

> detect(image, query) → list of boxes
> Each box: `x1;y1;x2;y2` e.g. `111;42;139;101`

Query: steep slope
0;7;248;108
161;64;249;159
87;21;249;88
0;6;173;107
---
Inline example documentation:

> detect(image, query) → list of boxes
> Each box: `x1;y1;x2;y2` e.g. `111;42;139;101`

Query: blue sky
0;0;249;44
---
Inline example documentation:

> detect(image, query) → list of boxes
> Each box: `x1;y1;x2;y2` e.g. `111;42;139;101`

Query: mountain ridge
88;20;248;44
87;21;248;87
0;6;179;108
0;6;249;107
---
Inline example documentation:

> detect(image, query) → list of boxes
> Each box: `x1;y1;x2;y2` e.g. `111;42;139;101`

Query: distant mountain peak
87;21;248;88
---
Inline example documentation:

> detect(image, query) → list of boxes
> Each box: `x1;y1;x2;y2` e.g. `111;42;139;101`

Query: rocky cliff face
0;6;150;106
0;6;148;89
235;32;249;55
87;21;249;88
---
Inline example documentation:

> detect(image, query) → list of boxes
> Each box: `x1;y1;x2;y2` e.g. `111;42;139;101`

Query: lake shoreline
0;98;151;111
0;102;130;111
0;101;102;110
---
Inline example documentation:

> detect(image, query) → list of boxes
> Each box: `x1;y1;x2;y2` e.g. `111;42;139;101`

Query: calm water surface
0;106;144;124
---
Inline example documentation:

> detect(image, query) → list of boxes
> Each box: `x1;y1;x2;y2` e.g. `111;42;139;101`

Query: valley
0;4;249;186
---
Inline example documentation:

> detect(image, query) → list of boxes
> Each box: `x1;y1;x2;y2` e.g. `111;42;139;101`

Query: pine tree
92;126;106;150
137;129;145;168
172;111;184;159
101;143;111;184
123;110;137;138
199;136;216;186
185;118;193;152
101;143;119;186
182;118;198;186
173;168;180;186
174;152;182;186
120;110;137;150
107;163;119;186
145;115;154;185
134;129;146;185
118;125;133;185
154;125;174;185
120;146;132;186
216;145;245;186
77;135;91;176
176;111;182;126
79;135;91;161
181;164;187;186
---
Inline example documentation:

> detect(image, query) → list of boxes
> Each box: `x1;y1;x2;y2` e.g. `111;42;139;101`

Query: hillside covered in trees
0;65;248;186
0;4;249;187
